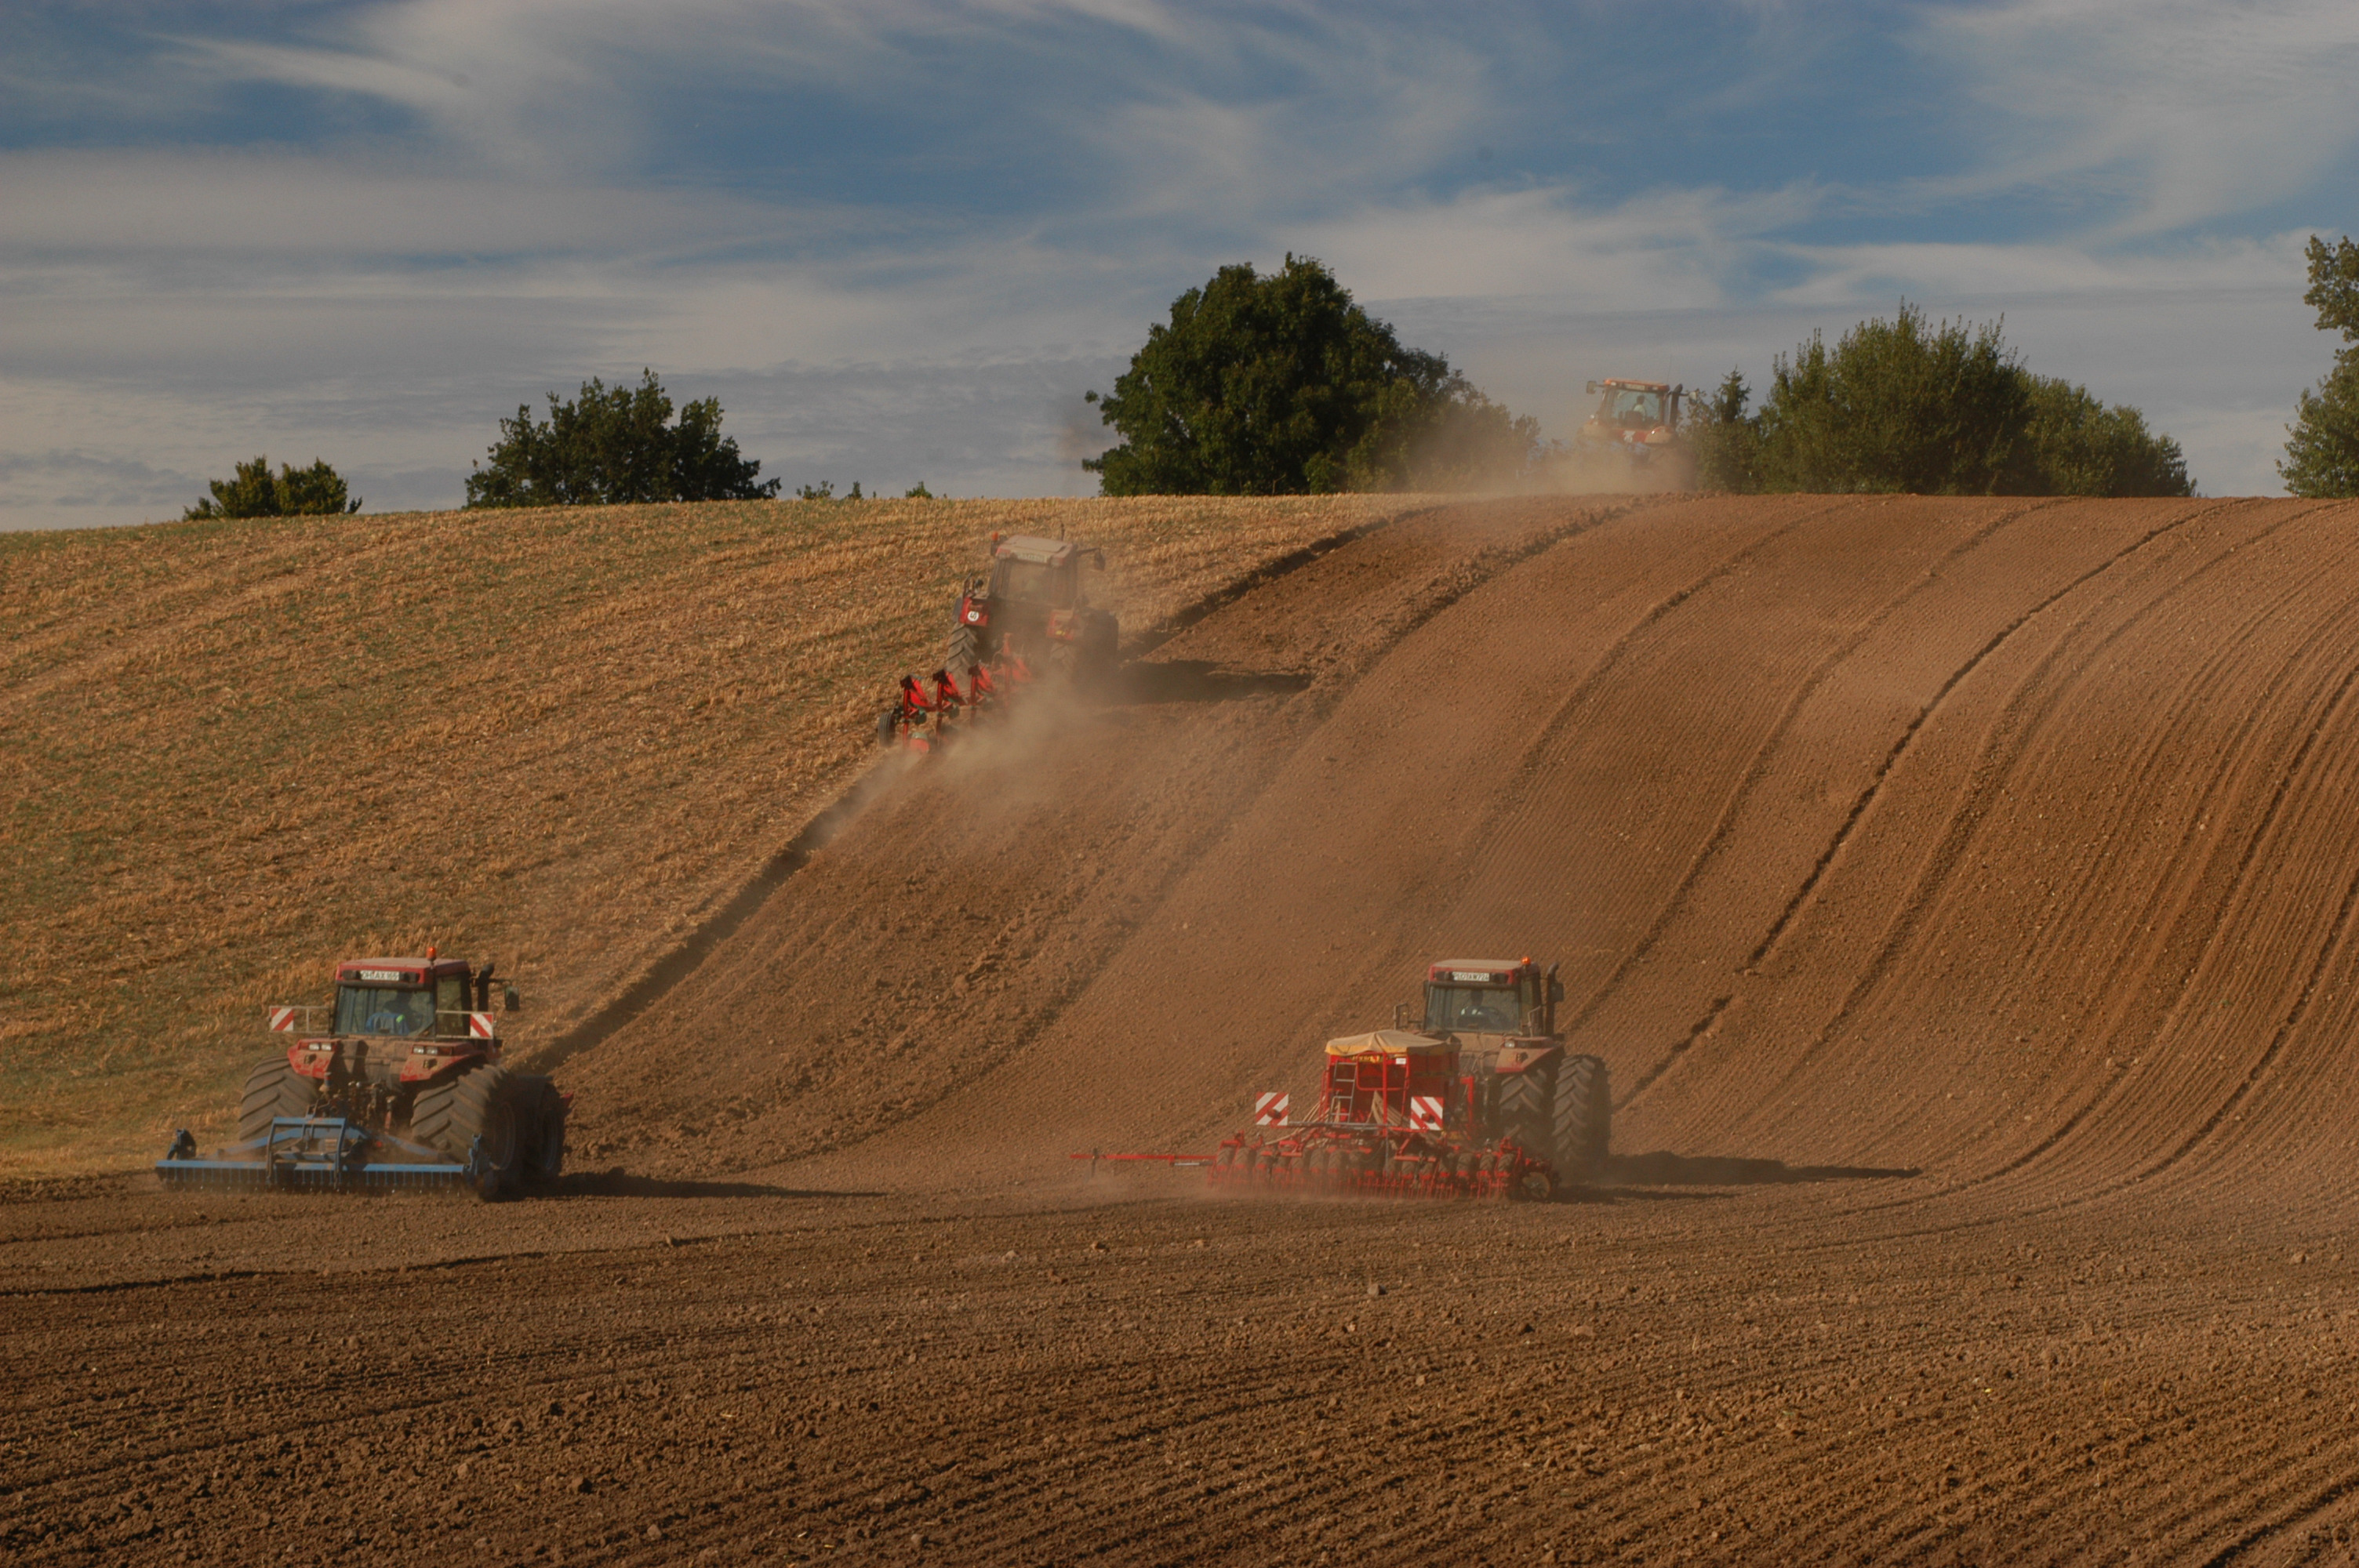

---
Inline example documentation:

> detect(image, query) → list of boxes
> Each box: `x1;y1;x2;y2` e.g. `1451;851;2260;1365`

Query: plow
156;950;565;1199
880;531;1117;752
1080;956;1611;1202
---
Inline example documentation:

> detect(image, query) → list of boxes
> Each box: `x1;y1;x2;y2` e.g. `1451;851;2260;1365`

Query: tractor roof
1430;958;1530;982
336;956;473;982
993;533;1082;567
1598;379;1673;393
1326;1029;1453;1058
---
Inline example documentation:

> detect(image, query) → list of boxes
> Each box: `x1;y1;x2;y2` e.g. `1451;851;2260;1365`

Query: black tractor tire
512;1073;566;1184
1552;1054;1612;1178
1044;640;1080;681
946;622;983;674
236;1057;318;1144
876;706;900;746
1495;1060;1558;1159
1081;612;1119;684
409;1063;522;1199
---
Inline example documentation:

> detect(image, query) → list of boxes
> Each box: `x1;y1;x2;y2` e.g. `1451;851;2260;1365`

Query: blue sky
4;0;2356;526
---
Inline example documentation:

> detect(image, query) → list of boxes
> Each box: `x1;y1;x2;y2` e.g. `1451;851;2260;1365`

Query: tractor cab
1588;379;1681;431
331;955;508;1040
980;533;1107;609
1422;957;1561;1040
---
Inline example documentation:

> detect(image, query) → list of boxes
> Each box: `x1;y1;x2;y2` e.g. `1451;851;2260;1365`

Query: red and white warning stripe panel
1254;1091;1291;1126
1408;1094;1445;1132
468;1012;497;1040
267;1007;299;1033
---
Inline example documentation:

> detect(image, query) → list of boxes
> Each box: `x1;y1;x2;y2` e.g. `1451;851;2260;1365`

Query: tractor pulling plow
879;531;1118;753
1083;956;1611;1202
156;951;565;1199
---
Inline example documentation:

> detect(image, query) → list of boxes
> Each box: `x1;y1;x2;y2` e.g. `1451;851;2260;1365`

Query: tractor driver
1456;995;1518;1031
365;989;437;1036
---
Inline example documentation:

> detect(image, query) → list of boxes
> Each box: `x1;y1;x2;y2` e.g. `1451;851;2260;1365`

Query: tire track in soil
1729;500;2359;1232
1629;498;2229;1116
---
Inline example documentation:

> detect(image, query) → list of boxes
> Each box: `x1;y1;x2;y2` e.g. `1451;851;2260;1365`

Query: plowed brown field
14;494;2359;1567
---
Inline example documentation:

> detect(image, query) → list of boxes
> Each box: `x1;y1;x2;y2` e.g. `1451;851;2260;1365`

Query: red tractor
949;532;1117;681
156;951;565;1198
880;532;1119;749
1574;379;1693;485
1202;956;1610;1200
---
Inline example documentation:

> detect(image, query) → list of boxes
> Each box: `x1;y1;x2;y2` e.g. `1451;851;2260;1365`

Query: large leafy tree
1085;256;1536;495
2281;234;2359;499
466;369;780;508
184;457;361;520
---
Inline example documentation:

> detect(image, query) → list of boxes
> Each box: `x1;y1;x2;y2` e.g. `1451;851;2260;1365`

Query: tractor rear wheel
1496;1062;1557;1158
236;1057;317;1144
410;1064;522;1198
513;1074;566;1184
1552;1054;1612;1178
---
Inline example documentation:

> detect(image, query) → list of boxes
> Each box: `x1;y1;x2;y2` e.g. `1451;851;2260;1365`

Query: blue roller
155;1117;491;1196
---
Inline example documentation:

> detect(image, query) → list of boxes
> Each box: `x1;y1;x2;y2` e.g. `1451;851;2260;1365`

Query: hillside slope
555;493;2359;1225
0;495;1423;1171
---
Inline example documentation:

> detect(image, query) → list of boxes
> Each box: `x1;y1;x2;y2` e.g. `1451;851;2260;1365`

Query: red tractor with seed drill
1083;956;1610;1200
157;950;565;1198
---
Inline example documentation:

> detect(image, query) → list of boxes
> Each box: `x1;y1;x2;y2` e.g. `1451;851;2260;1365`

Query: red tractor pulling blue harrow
156;951;565;1198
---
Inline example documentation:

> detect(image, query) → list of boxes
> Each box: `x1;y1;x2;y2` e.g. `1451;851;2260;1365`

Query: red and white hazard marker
1408;1094;1445;1132
267;1007;298;1033
1254;1091;1291;1126
468;1012;497;1040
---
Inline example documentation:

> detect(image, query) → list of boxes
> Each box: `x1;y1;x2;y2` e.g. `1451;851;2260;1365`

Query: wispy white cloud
3;0;2350;527
1917;0;2359;235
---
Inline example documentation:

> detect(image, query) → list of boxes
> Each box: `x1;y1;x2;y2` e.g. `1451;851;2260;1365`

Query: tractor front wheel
236;1057;317;1144
411;1064;522;1199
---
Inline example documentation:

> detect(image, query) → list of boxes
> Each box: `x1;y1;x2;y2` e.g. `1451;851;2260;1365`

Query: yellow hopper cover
1324;1029;1452;1058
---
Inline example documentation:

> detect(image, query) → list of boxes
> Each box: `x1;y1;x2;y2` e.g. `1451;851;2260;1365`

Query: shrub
1724;303;2193;497
2025;377;2193;499
1754;305;2035;495
183;457;361;521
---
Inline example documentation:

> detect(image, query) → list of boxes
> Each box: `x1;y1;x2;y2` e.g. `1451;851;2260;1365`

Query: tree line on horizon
179;240;2359;519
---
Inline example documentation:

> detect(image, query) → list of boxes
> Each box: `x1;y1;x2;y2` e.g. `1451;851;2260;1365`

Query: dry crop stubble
0;494;1419;1174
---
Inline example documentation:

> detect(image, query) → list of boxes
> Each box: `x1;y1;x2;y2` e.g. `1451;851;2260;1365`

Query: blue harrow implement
156;1116;497;1196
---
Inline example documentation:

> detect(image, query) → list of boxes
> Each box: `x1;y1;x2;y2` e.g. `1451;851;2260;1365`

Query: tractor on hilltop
156;950;565;1198
1573;379;1693;487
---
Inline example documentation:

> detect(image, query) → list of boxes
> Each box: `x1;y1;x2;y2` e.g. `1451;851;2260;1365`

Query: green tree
1742;303;2192;497
465;369;780;508
1755;304;2037;495
1688;368;1762;492
1085;255;1536;495
2025;376;2193;498
184;456;361;521
2281;234;2359;498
